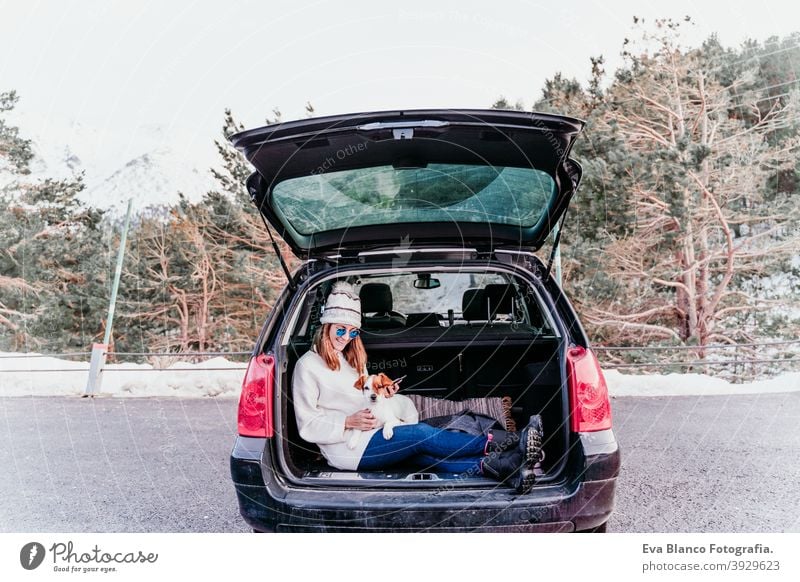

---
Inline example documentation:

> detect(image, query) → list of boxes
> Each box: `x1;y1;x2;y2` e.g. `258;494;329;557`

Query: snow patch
2;352;799;399
0;353;246;398
605;369;800;397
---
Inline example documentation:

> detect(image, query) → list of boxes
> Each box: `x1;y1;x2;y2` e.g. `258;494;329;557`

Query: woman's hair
313;323;367;374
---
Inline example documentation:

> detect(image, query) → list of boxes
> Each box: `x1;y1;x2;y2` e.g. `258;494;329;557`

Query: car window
272;164;556;235
357;271;554;333
363;273;503;314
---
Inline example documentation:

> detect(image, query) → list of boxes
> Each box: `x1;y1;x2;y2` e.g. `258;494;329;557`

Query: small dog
347;373;419;449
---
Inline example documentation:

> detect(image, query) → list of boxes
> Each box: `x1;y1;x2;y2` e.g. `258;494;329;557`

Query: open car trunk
278;267;570;488
230;109;584;258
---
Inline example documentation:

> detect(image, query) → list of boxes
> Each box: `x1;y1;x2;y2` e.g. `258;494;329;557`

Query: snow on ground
0;352;798;398
604;369;800;397
0;353;246;398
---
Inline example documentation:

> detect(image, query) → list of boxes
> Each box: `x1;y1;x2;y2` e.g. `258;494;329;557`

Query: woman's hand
345;409;377;430
385;382;400;397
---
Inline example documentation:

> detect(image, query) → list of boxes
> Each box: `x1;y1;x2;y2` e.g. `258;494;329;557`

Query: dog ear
353;375;367;390
377;373;392;387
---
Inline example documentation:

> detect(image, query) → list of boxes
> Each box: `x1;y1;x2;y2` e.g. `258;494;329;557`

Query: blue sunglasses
335;327;360;339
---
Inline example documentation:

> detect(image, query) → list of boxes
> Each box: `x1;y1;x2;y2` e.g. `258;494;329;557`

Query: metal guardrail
0;352;92;359
593;340;800;376
1;341;797;374
593;339;800;351
0;369;90;373
0;350;252;375
607;358;800;368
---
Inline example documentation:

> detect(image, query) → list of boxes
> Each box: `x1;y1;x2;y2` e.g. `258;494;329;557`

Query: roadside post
85;342;108;396
84;198;133;396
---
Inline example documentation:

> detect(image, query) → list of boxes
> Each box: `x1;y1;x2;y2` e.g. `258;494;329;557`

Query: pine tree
117;108;299;355
520;22;800;356
0;177;107;351
202;108;298;348
1;91;107;352
568;20;800;350
0;91;33;174
0;90;36;346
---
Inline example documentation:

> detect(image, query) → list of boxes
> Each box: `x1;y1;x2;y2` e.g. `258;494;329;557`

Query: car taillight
237;353;275;438
567;346;612;432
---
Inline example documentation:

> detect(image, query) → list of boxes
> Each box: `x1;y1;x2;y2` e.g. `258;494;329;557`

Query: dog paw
382;426;394;440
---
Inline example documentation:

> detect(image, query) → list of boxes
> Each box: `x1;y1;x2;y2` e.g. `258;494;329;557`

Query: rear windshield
272;164;556;235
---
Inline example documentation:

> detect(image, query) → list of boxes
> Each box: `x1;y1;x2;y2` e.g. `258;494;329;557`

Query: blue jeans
357;423;486;474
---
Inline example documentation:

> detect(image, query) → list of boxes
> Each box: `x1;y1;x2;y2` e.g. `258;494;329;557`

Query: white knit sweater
292;348;378;470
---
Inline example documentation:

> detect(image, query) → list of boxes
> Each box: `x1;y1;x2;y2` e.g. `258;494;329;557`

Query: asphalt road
1;392;799;533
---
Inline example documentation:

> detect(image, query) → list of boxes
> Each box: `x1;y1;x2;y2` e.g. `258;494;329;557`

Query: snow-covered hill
4;112;220;214
84;146;220;215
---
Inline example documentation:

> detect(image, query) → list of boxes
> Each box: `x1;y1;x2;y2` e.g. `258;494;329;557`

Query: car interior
280;270;567;481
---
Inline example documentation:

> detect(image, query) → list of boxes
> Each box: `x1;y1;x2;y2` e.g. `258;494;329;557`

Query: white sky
1;0;799;146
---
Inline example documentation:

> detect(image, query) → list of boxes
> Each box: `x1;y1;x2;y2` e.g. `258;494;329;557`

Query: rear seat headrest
359;283;393;314
462;288;487;321
484;284;515;318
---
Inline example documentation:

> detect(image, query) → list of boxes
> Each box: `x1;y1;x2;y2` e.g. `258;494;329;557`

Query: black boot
484;429;519;454
480;450;535;494
481;416;544;493
518;415;544;466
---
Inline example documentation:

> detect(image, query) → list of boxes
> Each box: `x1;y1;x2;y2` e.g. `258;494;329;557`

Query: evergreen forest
2;21;798;373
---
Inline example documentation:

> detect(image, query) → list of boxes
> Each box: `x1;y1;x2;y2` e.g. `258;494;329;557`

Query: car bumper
230;430;620;533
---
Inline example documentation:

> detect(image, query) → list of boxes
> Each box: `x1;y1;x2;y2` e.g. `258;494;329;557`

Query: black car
229;109;620;532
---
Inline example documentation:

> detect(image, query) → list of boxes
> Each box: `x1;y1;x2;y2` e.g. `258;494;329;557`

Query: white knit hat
320;282;362;328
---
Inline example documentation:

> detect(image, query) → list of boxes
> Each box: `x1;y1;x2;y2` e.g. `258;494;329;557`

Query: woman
292;281;541;493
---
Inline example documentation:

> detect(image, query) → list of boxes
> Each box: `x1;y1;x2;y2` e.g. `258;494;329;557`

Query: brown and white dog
347;373;419;449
